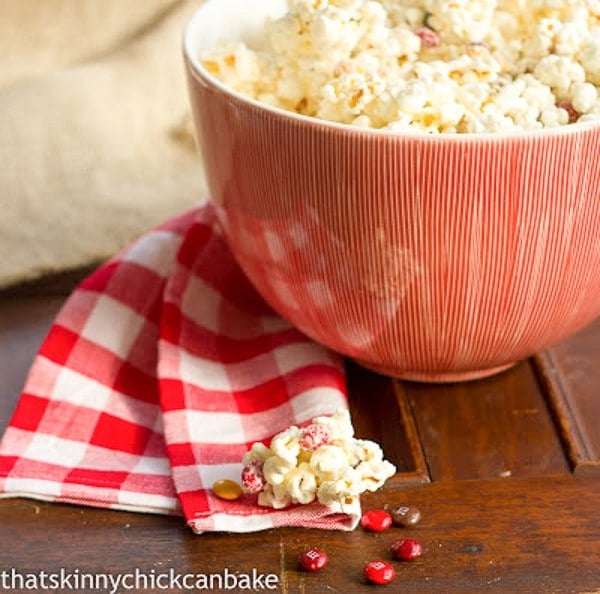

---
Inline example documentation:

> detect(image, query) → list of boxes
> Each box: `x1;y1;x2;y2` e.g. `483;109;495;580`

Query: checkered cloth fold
0;203;360;533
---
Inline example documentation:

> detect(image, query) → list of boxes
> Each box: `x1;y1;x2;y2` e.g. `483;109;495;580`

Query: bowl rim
183;1;600;142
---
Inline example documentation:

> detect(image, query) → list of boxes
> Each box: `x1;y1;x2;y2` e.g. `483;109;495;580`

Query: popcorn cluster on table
241;409;396;512
202;0;600;133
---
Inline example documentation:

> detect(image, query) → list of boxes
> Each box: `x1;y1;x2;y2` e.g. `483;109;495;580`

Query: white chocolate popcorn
242;441;272;464
285;462;318;504
262;454;296;487
202;0;600;132
312;409;355;441
317;480;359;513
310;445;351;481
258;483;293;509
269;425;302;465
241;409;396;510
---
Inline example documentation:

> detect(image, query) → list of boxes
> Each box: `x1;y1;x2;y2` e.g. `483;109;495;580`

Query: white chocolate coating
243;409;396;509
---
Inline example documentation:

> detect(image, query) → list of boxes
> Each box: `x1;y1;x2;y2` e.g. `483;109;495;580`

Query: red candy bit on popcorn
241;460;266;494
299;423;331;451
557;100;579;123
415;27;440;48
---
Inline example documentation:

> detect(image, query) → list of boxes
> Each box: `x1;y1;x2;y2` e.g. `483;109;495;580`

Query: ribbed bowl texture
183;0;600;381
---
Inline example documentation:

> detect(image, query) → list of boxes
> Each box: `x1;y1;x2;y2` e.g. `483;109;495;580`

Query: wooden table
1;271;599;593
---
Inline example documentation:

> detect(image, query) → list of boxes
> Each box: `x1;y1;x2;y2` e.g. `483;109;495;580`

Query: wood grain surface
0;272;599;593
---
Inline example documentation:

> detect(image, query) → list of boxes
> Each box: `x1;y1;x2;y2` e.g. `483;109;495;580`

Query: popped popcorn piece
310;445;351;481
317;480;358;513
540;106;570;127
258;483;293;509
580;35;600;85
570;81;599;114
241;409;396;510
422;0;498;44
263;455;296;486
269;425;302;465
312;408;355;441
533;55;586;96
242;441;272;465
285;462;318;504
202;0;600;132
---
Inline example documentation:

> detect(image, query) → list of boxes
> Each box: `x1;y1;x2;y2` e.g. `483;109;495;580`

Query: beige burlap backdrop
0;0;208;288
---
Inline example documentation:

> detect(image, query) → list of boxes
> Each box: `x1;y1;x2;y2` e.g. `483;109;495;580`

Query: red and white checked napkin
0;203;360;533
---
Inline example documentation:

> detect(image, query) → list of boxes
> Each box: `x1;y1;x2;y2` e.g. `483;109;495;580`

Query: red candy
298;423;331;451
391;538;423;561
361;509;393;532
297;548;329;572
363;560;395;585
557;100;579;123
241;460;265;493
415;26;440;47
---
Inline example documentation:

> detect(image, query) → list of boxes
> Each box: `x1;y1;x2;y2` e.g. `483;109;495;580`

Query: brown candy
212;479;243;501
385;504;422;527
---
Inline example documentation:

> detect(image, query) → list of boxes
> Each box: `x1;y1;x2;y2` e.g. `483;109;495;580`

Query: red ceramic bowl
183;0;600;382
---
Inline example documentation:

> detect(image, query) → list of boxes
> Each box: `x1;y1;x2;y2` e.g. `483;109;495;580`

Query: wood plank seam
390;380;431;486
533;351;599;475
